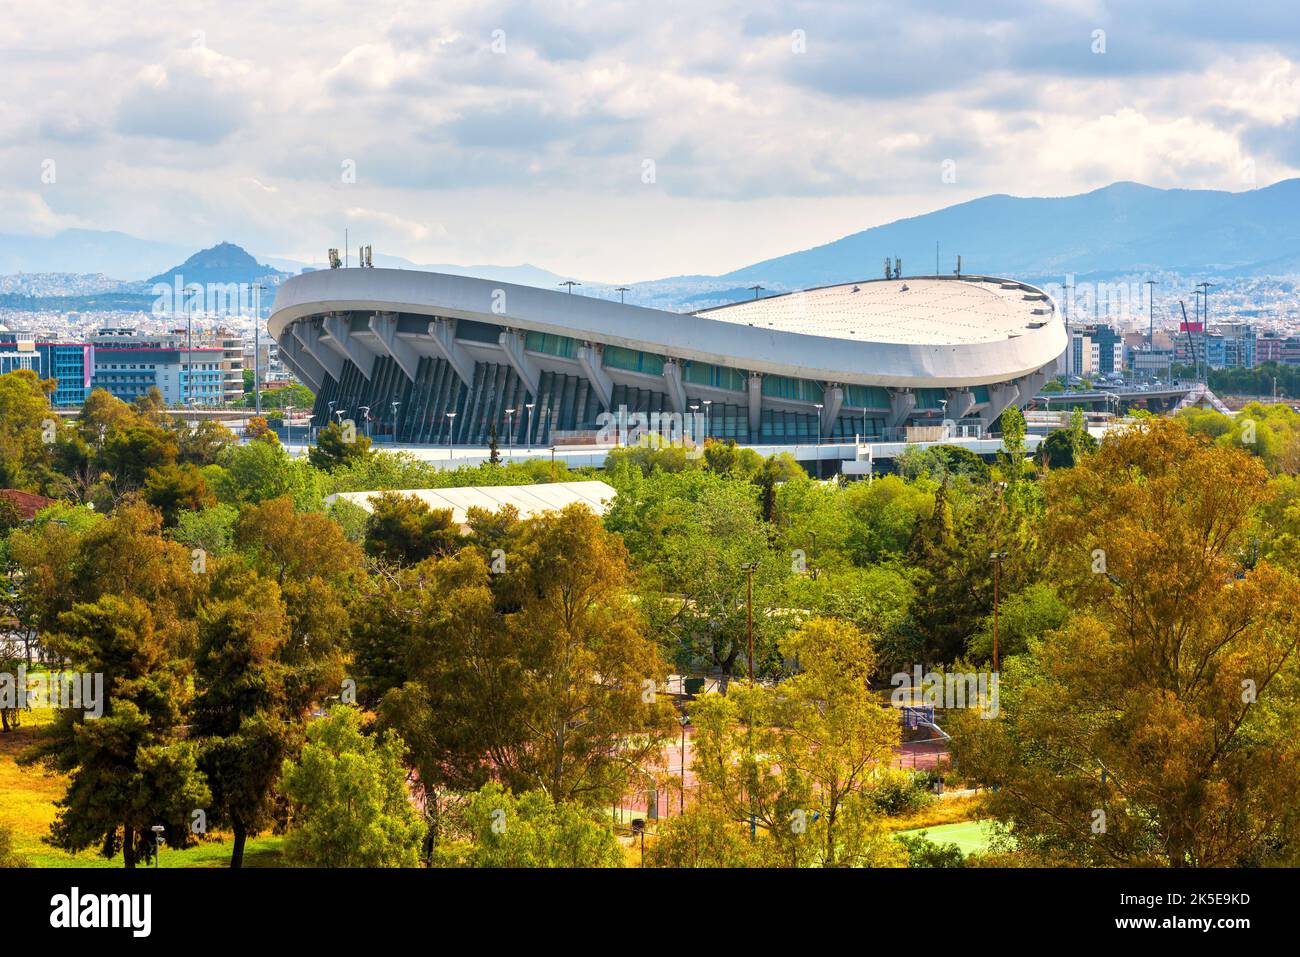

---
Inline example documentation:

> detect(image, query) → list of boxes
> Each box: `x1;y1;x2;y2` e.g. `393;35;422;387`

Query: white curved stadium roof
698;277;1054;347
268;268;1065;390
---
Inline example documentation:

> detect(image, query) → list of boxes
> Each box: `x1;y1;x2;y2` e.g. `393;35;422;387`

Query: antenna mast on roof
955;255;962;278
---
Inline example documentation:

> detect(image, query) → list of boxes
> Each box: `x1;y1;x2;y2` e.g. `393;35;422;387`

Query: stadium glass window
682;360;747;392
761;375;824;404
602;346;665;377
844;384;890;408
524;332;578;358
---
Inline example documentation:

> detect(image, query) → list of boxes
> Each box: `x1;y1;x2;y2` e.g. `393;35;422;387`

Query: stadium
268;268;1067;448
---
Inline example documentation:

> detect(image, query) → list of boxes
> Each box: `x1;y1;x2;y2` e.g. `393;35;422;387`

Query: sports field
896;819;996;856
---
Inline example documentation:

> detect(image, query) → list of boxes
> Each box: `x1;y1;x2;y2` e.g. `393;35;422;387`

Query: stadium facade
268;268;1066;447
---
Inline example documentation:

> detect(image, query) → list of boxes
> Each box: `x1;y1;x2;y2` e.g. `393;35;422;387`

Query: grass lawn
1;708;286;868
895;819;998;856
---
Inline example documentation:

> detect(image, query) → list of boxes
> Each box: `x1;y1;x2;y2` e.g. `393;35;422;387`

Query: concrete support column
323;313;377;381
427;317;475;387
821;384;843;436
662;359;687;414
577;343;614;410
367;312;420;382
498;329;539;396
885;388;916;429
278;332;324;391
982;381;1021;427
296;321;344;380
945;388;976;422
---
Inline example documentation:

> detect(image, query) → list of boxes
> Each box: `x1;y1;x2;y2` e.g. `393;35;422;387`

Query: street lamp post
702;399;712;439
505;407;516;458
446;411;457;459
150;824;165;869
740;561;759;682
679;715;690;815
284;405;294;447
525;402;535;451
390;401;400;443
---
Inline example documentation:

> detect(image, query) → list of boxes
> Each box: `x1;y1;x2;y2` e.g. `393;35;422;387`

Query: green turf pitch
896;820;995;855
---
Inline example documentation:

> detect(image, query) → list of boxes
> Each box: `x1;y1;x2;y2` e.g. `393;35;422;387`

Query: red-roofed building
0;489;57;522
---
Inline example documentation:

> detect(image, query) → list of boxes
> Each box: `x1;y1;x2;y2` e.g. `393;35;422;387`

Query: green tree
96;424;179;493
689;618;904;867
211;441;322;510
362;491;464;565
996;405;1028;484
645;805;770;867
233;497;361;711
280;705;423;867
191;561;295;868
432;782;622;867
0;370;58;492
171;503;240;558
143;462;216;527
22;594;210;867
308;420;373;471
954;418;1300;866
171;418;236;466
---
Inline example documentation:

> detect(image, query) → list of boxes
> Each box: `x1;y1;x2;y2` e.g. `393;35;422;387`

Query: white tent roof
325;480;617;527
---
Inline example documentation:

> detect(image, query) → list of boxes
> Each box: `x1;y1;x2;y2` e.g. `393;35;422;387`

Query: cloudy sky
3;0;1300;281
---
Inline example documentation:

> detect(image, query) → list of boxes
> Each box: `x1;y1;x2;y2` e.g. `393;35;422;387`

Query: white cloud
0;190;84;236
0;0;1298;279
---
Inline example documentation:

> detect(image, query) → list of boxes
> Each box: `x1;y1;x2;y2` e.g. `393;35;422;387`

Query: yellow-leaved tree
953;417;1300;866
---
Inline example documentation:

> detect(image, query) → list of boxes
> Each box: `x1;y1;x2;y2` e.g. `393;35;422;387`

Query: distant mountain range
371;253;570;288
719;179;1300;288
8;179;1300;311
